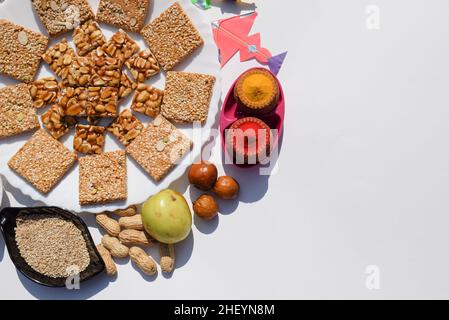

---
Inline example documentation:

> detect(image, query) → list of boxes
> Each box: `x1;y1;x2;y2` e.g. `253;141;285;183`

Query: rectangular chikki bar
141;2;203;71
118;73;137;101
86;87;119;117
107;109;144;146
30;77;60;109
96;0;151;33
0;19;49;83
73;20;106;56
63;55;96;87
89;48;122;87
101;29;139;65
79;150;127;205
126;115;192;182
42;39;76;80
0;84;39;138
131;83;164;117
31;0;95;37
125;49;160;83
59;86;88;116
74;124;105;154
161;71;215;123
41;104;77;139
8;129;77;194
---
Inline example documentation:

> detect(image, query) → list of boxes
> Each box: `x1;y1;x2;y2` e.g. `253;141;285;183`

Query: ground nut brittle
141;2;203;71
131;83;164;118
79;150;127;205
125;49;160;83
74;124;105;154
41;104;76;140
90;48;122;87
86;87;118;117
118;73;137;101
42;39;75;79
30;77;59;109
59;86;88;116
0;84;39;138
8;129;77;194
96;0;151;33
126;115;193;182
63;55;96;87
73;20;106;56
0;19;49;83
101;29;139;65
107;109;144;146
31;0;95;37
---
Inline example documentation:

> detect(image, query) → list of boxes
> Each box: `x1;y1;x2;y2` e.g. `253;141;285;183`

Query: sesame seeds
96;0;150;33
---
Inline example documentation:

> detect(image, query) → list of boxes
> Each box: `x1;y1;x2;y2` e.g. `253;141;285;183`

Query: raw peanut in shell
96;244;117;276
113;205;138;217
119;229;154;247
159;243;175;274
101;234;129;258
129;246;157;276
96;213;121;237
119;214;144;230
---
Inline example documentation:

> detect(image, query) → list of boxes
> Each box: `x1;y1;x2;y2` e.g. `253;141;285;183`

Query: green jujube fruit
141;189;192;244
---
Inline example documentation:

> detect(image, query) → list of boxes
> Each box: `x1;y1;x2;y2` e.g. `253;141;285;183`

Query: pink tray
220;67;285;166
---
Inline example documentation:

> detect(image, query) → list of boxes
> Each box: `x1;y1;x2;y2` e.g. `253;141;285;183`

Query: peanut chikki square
0;84;39;138
79;150;127;205
74;124;105;154
8;129;77;194
126;115;192;182
59;86;88;116
41;104;77;140
86;87;119;117
131;83;164;118
101;30;139;65
96;0;151;33
0;20;49;83
125;49;160;83
141;2;203;71
118;73;137;101
73;20;106;56
107;109;144;146
161;71;215;123
42;39;76;80
31;0;95;37
30;77;59;109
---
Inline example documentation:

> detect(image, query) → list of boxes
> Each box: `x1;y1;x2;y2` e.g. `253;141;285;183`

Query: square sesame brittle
141;2;203;71
73;20;106;56
79;150;127;205
131;83;164;118
126;115;192;182
96;0;151;33
31;0;95;37
161;71;215;123
8;129;77;194
0;19;49;83
0;84;39;139
125;49;160;83
41;104;77;140
30;77;60;109
101;30;139;65
107;109;144;146
74;124;105;154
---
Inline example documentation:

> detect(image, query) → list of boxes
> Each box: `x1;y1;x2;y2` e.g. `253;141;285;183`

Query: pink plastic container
220;67;285;166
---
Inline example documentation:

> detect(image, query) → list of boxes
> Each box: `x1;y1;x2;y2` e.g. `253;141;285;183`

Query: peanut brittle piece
131;83;163;118
30;77;59;109
107;109;144;146
42;39;76;80
118;73;137;101
73;20;106;56
90;48;122;87
59;86;88;116
41;104;76;140
0;19;49;83
74;124;105;154
101;29;139;65
79;150;127;205
8;129;77;194
125;49;160;83
86;87;118;117
96;0;151;33
126;115;192;182
63;55;96;87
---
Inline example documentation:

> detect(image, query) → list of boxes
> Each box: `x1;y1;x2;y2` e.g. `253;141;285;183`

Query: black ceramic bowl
0;207;105;287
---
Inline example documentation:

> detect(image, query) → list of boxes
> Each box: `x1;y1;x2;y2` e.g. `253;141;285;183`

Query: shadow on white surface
194;212;219;234
210;0;257;14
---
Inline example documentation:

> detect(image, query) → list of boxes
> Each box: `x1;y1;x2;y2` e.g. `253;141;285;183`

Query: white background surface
2;0;449;299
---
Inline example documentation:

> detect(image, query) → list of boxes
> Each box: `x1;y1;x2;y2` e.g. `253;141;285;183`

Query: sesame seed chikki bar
0;19;49;83
96;0;151;33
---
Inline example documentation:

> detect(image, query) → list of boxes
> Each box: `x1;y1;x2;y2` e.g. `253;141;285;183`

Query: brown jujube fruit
213;176;240;200
193;195;219;220
188;161;218;191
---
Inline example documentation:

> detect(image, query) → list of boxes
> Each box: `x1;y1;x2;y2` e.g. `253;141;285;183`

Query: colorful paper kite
191;0;211;10
211;12;287;75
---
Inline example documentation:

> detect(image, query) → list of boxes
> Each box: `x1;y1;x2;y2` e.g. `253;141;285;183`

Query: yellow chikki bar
8;129;77;194
161;71;215;123
141;2;203;71
0;84;39;138
31;0;95;37
96;0;151;33
79;150;127;205
126;115;192;182
0;19;49;83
